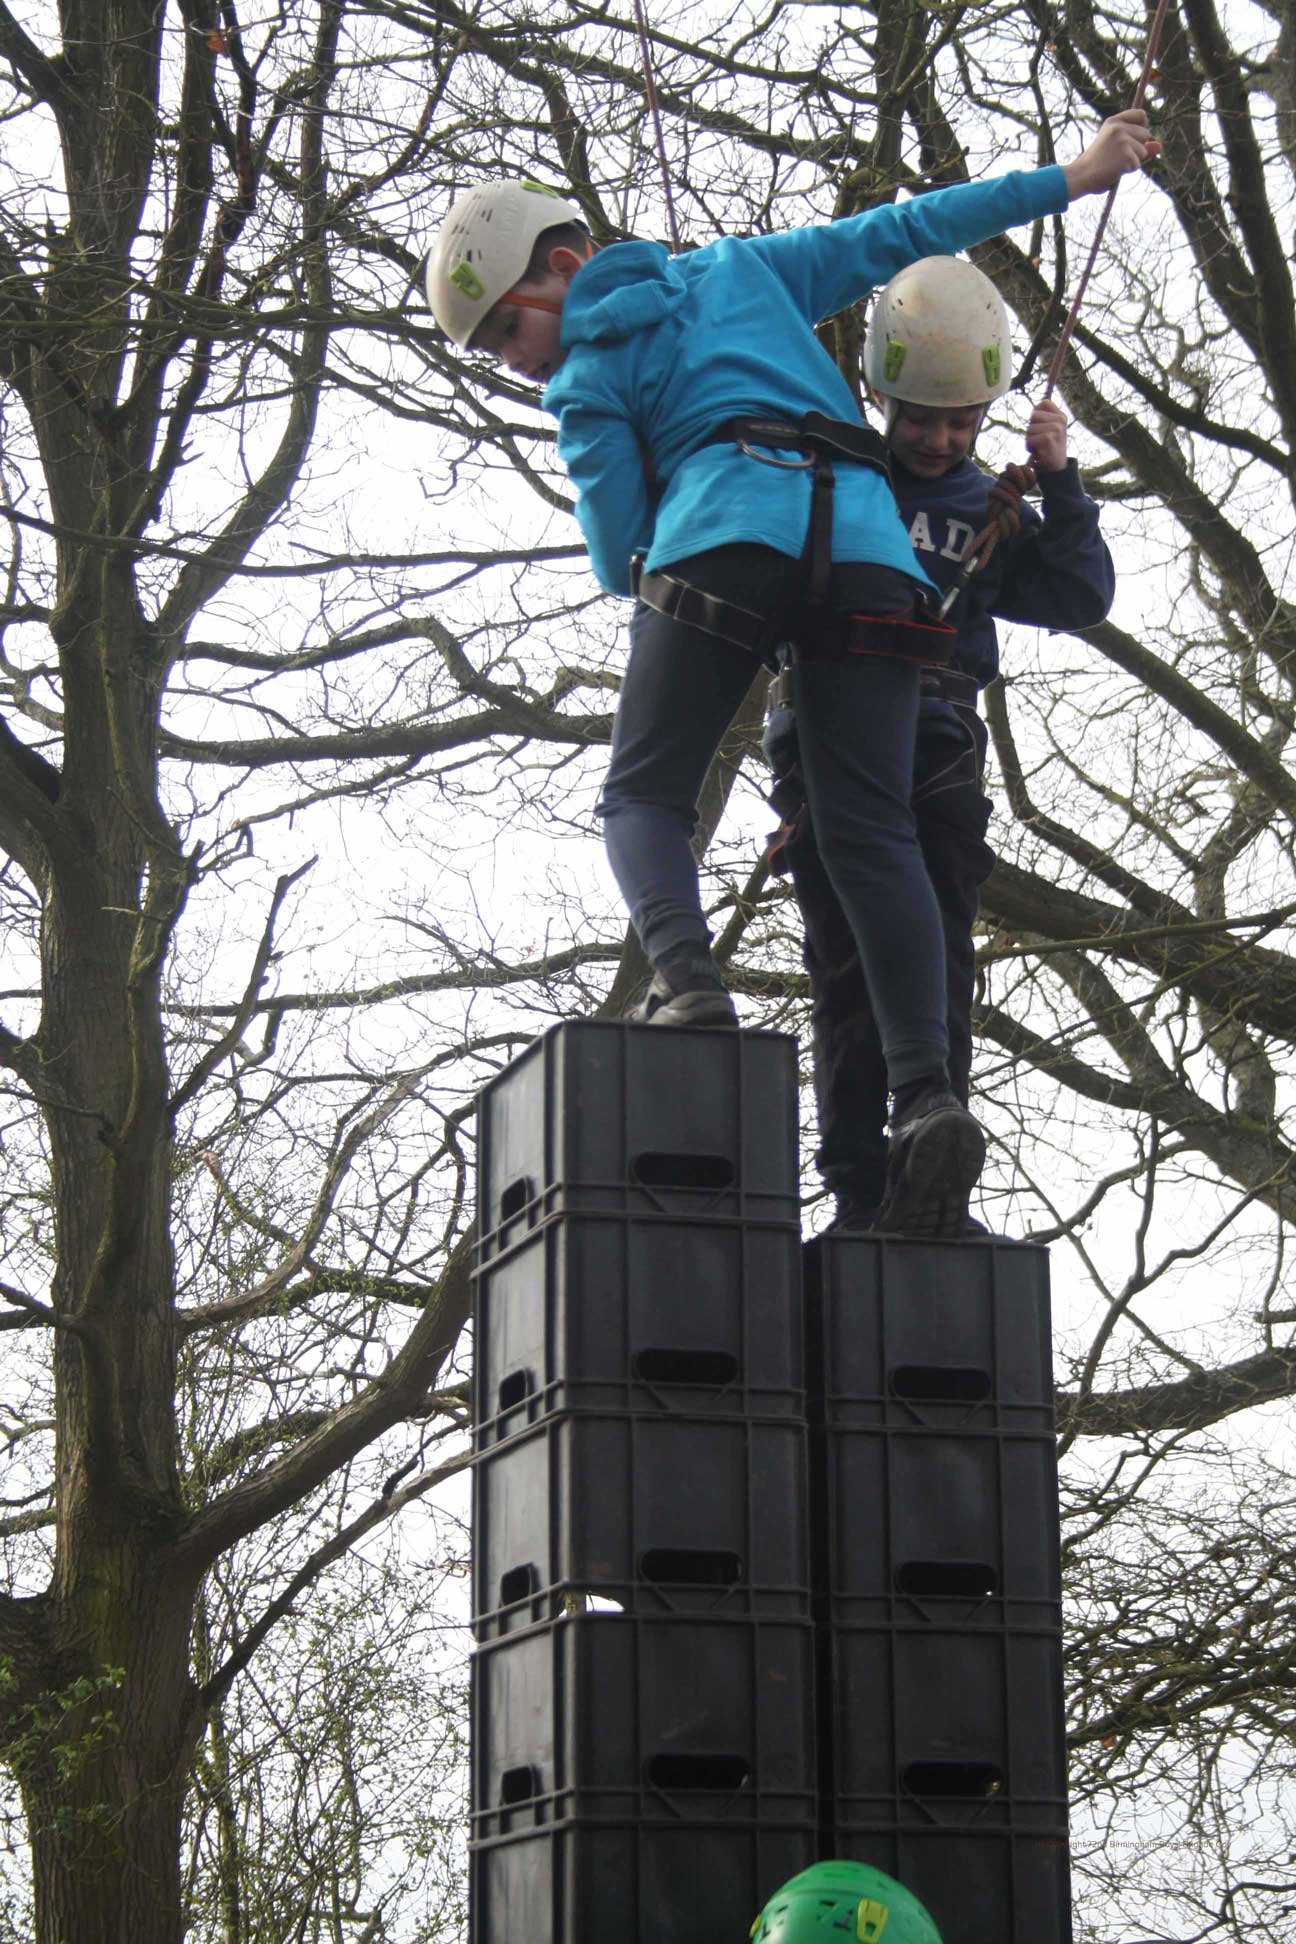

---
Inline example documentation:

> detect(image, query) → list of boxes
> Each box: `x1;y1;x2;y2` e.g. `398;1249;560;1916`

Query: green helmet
749;1861;943;1944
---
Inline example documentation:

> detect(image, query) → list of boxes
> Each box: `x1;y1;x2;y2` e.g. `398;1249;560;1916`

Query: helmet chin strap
502;291;563;316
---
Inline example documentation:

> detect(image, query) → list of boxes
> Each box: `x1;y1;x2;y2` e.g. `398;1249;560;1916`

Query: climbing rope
631;0;683;253
938;0;1173;618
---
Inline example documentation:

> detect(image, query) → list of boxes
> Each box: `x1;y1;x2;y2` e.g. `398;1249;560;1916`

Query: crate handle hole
499;1564;538;1607
903;1760;1003;1798
890;1363;992;1403
648;1753;749;1790
895;1560;997;1599
639;1547;742;1587
497;1369;535;1413
632;1151;735;1191
499;1766;539;1805
498;1176;533;1222
634;1348;740;1387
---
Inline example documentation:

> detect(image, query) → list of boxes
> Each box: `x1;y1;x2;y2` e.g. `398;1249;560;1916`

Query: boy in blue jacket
763;255;1116;1233
426;112;1152;1237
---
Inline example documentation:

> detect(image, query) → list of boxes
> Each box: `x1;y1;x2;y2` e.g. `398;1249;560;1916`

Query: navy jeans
598;545;951;1088
782;707;994;1203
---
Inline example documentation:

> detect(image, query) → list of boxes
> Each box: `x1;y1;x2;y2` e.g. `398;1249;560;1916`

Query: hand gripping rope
936;0;1173;619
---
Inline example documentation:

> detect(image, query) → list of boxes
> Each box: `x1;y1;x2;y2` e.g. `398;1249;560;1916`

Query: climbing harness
705;414;891;608
631;407;953;672
631;411;932;667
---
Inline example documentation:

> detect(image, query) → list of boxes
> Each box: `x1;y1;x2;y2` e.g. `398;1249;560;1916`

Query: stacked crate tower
805;1229;1070;1942
469;1021;815;1941
469;1021;1070;1943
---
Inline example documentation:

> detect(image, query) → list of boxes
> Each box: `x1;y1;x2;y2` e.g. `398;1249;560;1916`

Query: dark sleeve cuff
1036;458;1088;506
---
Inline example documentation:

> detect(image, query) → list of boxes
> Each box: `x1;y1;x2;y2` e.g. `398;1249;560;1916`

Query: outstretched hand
1025;399;1068;473
1063;109;1159;200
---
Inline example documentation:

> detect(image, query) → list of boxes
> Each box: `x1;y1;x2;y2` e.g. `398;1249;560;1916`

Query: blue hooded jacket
542;167;1071;597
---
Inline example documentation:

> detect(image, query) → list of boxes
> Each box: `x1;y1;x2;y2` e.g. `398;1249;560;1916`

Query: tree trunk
19;1556;202;1944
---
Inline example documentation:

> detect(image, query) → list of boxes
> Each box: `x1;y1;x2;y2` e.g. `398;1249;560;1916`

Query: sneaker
826;1194;881;1234
960;1213;1016;1241
627;953;738;1029
872;1085;986;1239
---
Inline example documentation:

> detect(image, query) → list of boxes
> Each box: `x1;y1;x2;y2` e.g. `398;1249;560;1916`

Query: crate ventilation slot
648;1753;749;1791
634;1348;740;1387
632;1152;735;1191
499;1564;538;1607
639;1548;742;1587
497;1369;536;1414
890;1364;992;1403
904;1761;1003;1798
895;1561;997;1599
498;1176;534;1222
499;1766;539;1805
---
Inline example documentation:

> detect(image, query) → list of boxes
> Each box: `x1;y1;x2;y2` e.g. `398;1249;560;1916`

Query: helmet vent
890;1363;991;1403
647;1752;750;1791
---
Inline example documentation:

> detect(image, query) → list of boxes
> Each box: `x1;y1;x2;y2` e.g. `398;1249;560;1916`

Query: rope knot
986;461;1037;540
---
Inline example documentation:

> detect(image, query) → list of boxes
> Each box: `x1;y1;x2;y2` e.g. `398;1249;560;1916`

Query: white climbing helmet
864;256;1012;406
425;179;586;349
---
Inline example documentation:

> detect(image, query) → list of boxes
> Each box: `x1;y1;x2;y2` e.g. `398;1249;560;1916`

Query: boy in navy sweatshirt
764;255;1115;1232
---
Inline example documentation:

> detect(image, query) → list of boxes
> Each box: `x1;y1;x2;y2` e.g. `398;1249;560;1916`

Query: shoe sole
872;1108;986;1239
642;991;739;1028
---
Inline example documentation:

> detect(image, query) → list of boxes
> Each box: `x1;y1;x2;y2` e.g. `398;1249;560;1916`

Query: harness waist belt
705;411;891;474
630;560;956;668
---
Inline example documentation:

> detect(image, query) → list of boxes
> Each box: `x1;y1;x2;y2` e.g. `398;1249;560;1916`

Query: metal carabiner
735;438;815;469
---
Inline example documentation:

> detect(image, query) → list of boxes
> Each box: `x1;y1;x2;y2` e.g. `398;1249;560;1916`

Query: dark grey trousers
597;546;950;1088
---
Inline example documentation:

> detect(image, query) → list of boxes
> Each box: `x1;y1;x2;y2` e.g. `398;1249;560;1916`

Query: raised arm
744;111;1157;327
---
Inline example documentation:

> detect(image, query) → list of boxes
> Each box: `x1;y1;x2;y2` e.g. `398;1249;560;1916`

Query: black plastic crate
471;1612;817;1833
473;1410;809;1635
473;1211;804;1441
828;1623;1067;1824
820;1425;1061;1630
476;1022;799;1256
833;1827;1072;1944
471;1818;815;1944
807;1234;1054;1432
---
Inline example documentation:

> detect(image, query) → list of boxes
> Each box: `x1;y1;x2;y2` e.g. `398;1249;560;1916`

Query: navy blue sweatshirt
765;451;1114;777
898;452;1114;735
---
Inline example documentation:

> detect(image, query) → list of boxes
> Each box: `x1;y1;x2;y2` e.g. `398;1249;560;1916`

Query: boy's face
471;244;588;384
473;271;568;382
887;401;984;478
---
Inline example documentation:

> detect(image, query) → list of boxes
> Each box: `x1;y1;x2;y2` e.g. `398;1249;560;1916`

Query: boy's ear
548;242;592;284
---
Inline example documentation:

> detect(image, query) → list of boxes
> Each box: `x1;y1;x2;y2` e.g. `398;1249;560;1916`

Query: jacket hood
560;240;680;345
